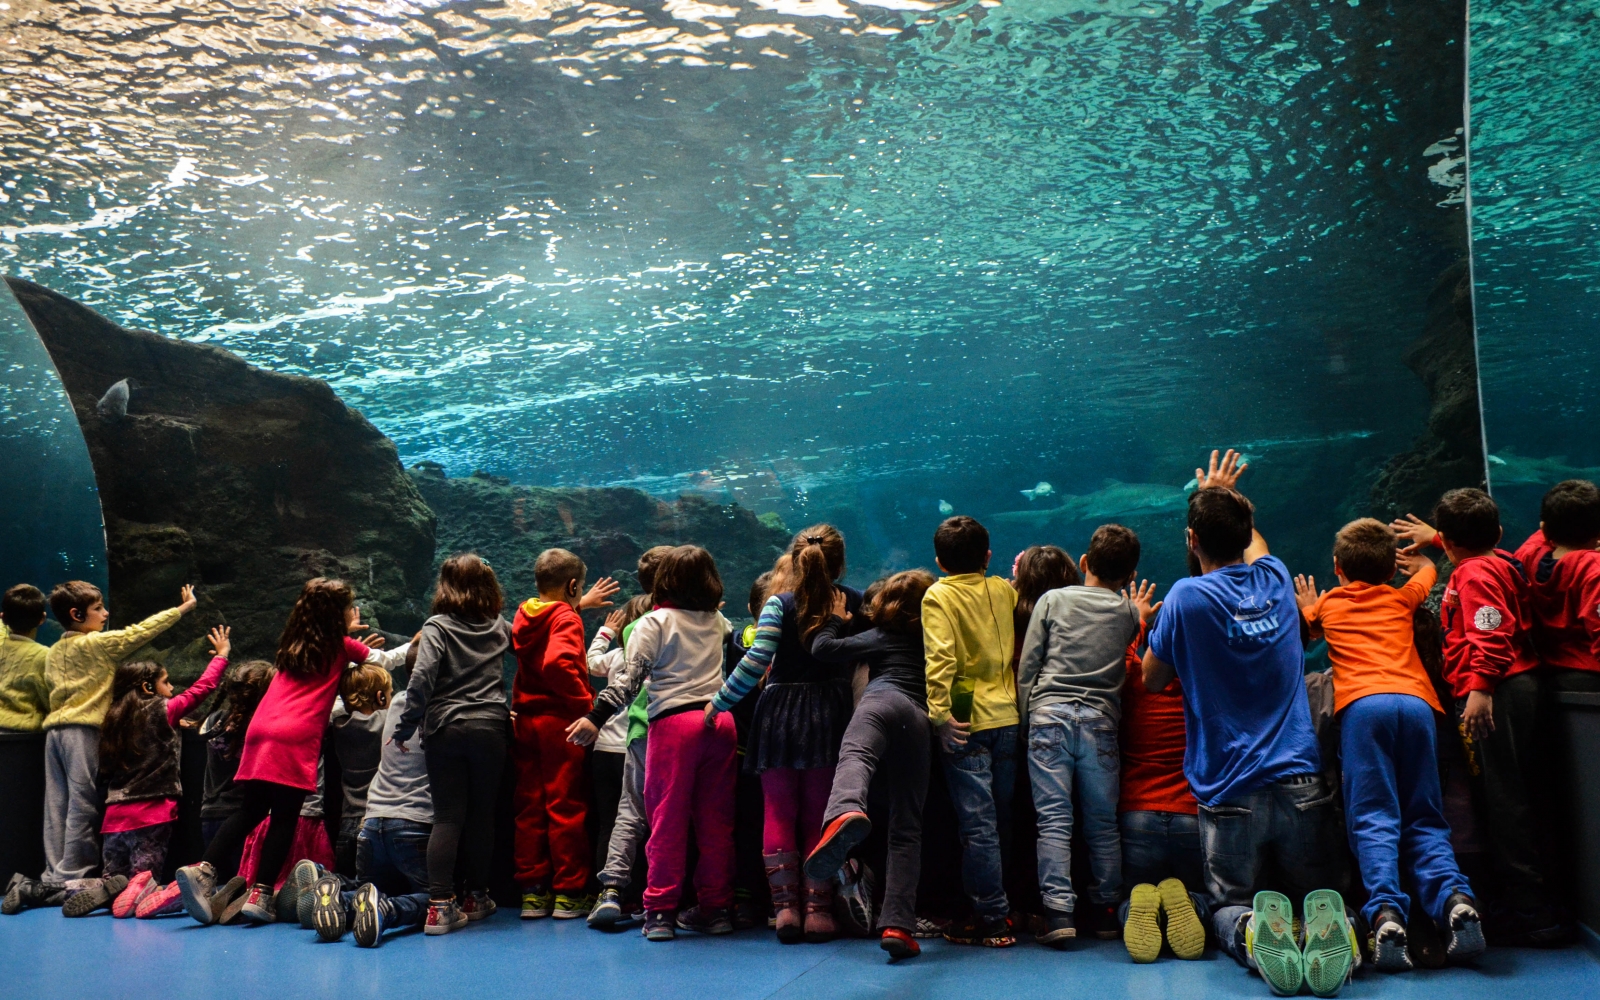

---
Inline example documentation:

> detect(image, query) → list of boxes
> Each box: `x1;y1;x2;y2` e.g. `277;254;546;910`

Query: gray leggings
597;737;647;889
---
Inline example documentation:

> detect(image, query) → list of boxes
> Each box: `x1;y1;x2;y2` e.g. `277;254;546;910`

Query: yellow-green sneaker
520;889;553;919
1301;889;1355;998
1123;884;1162;963
1247;891;1304;997
553;893;595;919
1158;878;1206;961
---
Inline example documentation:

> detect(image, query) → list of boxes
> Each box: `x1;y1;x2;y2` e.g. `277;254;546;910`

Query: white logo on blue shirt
1226;596;1281;643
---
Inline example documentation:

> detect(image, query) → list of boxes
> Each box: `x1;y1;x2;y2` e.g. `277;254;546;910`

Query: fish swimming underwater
992;479;1191;528
96;379;130;420
1485;448;1600;488
938;499;954;516
1019;481;1054;501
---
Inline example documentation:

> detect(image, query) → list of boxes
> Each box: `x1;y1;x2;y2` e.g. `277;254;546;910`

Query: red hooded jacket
1439;549;1539;699
511;598;592;718
1514;530;1600;674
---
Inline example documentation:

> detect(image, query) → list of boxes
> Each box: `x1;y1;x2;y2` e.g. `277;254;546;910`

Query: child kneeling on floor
569;545;737;941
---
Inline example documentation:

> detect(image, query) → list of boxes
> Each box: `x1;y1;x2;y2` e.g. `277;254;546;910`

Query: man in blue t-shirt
1143;451;1353;997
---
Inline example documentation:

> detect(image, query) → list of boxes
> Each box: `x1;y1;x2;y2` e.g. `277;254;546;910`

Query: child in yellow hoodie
31;580;194;899
922;516;1019;947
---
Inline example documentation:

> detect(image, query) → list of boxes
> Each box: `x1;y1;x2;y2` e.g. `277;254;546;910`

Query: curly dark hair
99;661;168;778
210;659;275;760
276;578;354;679
867;570;937;636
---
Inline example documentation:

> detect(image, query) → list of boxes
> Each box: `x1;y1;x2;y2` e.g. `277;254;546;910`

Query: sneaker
425;898;466;936
910;915;947;939
943;914;1015;948
112;871;155;919
135;881;185;919
175;863;219;924
643;909;676;941
312;874;346;942
1037;908;1077;948
1444;893;1486;963
880;926;921;962
588;888;625;929
1123;884;1161;962
553;893;594;919
352;883;385;948
63;875;128;917
803;811;871;881
279;860;319;925
1159;878;1206;960
1370;905;1412;973
460;889;496;921
238;883;276;924
520;888;553;919
1301;889;1356;998
835;858;877;937
3;874;64;915
1247;891;1305;997
214;877;250;925
676;905;734;935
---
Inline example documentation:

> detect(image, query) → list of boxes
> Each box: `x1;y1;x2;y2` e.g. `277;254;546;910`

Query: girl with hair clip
707;525;861;943
176;578;376;926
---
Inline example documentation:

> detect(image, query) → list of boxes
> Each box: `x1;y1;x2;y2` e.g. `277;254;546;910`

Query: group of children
0;448;1595;997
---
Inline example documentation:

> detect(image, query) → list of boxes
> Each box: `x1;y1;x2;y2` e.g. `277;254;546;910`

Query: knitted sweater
43;608;183;729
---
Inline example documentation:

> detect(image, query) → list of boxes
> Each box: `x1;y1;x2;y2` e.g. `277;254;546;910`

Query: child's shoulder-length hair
431;552;504;620
867;569;937;636
277;577;354;678
651;545;724;612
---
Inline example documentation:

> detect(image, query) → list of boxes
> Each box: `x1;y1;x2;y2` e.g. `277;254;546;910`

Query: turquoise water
1468;0;1600;541
1;1;1472;585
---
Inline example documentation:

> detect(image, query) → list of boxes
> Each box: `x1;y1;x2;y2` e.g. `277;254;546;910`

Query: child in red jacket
511;548;617;920
1393;488;1563;945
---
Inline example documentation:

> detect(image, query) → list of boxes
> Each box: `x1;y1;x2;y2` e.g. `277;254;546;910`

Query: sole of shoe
1124;883;1162;963
2;874;28;916
1373;928;1413;973
803;812;871;882
520;900;551;920
1036;925;1077;948
880;935;920;962
553;907;590;920
111;873;151;919
174;867;216;926
281;860;317;924
312;875;345;942
216;879;252;925
1158;878;1206;961
1446;913;1486;963
352;884;383;948
1250;891;1305;997
62;876;125;918
588;902;622;929
1301;889;1353;998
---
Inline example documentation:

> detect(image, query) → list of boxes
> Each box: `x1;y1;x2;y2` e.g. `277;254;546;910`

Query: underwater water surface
1467;0;1600;541
0;0;1471;586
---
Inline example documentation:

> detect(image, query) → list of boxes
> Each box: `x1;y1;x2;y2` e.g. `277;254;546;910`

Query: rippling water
1;0;1469;581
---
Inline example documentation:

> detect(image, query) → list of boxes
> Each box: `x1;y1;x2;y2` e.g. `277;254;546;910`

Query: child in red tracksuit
511;548;617;920
1393;488;1561;944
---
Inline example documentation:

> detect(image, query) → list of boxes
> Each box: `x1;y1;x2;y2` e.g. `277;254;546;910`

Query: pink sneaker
136;881;186;919
112;871;155;918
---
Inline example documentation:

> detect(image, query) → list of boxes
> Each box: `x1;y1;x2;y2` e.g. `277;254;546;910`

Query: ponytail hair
790;524;845;641
99;661;168;777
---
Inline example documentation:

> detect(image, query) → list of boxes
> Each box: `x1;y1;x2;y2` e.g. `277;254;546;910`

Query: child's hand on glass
830;588;852;622
208;624;232;660
1123;579;1161;624
1293;574;1323;612
580;577;622;610
1195;449;1248;491
1389;514;1438;555
565;717;599;746
1395;550;1433;577
178;584;198;614
604;609;627;633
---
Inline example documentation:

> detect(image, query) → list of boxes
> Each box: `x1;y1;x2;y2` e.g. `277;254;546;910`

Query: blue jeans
345;817;432;931
1028;703;1122;912
940;724;1016;921
1199;774;1346;966
1340;693;1470;927
1117;811;1209;928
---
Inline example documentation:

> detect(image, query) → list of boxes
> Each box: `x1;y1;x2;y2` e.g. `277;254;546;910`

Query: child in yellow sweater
0;585;52;733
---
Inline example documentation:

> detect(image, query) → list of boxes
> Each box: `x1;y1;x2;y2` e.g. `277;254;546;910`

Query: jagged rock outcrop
5;278;436;679
1368;260;1487;519
411;464;790;624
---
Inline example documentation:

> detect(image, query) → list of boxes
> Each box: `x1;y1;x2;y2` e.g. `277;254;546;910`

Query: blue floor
4;909;1596;1000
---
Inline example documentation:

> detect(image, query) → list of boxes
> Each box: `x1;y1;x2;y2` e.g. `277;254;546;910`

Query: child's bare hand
390;736;409;754
178;584;198;614
703;703;722;729
208;624;232;659
1195;449;1248;491
937;717;970;751
1293;575;1323;612
579;577;622;610
1462;690;1495;741
830;588;852;622
565;717;599;746
1123;580;1160;623
1396;550;1433;577
1389;514;1437;555
368;634;387;649
178;717;200;730
604;609;627;633
347;605;365;634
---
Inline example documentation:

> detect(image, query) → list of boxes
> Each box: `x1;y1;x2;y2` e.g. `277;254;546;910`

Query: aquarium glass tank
2;0;1477;593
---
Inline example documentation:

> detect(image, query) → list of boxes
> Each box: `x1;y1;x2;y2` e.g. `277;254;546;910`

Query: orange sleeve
1398;562;1438;610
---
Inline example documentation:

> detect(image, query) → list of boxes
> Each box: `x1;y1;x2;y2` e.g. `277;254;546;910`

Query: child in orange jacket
511;548;617;920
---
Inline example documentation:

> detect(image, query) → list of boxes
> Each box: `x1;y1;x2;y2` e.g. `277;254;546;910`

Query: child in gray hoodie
1017;524;1159;945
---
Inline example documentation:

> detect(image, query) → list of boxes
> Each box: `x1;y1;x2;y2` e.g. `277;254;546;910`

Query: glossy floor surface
3;908;1596;1000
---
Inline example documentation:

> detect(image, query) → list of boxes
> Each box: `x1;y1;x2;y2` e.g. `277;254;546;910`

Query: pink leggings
760;766;835;858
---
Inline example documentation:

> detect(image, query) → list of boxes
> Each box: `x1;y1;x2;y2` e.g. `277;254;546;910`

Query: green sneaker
1301;890;1356;998
553;893;595;919
1247;891;1304;997
520;889;553;919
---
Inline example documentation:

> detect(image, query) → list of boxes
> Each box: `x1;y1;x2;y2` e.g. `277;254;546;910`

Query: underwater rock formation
4;278;436;679
1368;261;1487;519
410;464;791;626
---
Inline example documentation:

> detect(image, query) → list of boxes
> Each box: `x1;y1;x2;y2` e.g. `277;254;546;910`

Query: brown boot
803;877;836;943
764;851;803;943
